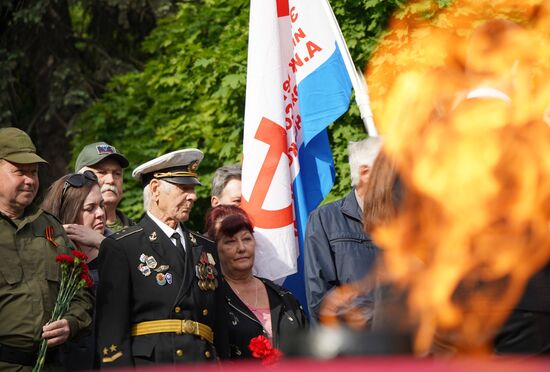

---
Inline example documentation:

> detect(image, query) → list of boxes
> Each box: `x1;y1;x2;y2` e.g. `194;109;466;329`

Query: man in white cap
95;149;228;367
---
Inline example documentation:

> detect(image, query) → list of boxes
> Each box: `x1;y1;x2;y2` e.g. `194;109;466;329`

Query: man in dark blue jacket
304;137;382;324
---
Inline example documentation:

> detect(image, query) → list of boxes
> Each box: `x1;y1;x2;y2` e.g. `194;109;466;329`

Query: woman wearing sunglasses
40;170;108;370
41;170;108;263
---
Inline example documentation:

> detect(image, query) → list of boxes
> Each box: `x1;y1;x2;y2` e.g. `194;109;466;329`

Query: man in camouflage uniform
0;127;93;370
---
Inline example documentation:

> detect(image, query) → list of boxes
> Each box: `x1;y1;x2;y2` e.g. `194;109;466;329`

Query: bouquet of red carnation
248;335;282;366
33;250;93;372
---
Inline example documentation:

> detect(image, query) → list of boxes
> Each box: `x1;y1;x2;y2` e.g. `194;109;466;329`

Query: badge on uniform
154;264;169;273
195;251;218;291
165;272;173;284
102;344;123;363
156;273;167;286
138;263;151;276
138;253;171;285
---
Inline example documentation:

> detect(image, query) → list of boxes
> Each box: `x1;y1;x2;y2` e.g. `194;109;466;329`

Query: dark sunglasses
61;170;98;200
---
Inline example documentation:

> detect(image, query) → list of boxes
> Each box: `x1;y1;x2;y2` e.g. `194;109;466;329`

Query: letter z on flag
241;0;353;306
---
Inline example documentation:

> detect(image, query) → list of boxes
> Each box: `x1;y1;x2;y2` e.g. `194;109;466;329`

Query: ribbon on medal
195;251;218;291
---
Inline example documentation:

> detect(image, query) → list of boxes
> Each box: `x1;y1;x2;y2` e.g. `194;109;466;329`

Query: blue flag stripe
298;44;353;146
283;44;352;310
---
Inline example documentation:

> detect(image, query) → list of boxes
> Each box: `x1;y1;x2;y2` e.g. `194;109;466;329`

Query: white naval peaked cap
132;148;204;186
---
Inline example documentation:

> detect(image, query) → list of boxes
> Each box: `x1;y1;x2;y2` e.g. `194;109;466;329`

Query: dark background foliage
0;0;176;185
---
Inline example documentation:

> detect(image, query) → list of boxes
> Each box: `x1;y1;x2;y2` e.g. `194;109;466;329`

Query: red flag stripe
276;0;289;18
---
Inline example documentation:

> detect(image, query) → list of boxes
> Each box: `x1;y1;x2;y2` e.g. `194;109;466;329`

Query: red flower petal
81;273;94;288
249;335;282;365
71;249;88;261
55;254;74;265
262;348;282;366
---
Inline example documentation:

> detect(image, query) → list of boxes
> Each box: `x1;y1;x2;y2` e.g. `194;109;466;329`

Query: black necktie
172;232;186;261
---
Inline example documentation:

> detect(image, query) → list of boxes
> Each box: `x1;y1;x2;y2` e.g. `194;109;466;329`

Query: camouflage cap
0;127;48;164
75;142;129;171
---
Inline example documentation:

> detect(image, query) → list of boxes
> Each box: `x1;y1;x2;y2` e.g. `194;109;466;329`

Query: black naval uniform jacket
95;214;228;368
223;277;308;359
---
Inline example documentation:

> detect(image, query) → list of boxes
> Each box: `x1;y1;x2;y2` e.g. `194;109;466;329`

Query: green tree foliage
72;0;413;229
73;0;250;229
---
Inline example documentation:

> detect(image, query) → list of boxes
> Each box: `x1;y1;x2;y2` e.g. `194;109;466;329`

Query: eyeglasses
61;170;98;201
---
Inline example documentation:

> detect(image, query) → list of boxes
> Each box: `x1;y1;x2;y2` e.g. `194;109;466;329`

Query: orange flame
367;0;550;354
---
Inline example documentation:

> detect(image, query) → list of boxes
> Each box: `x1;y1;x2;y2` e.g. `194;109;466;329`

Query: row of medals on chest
137;249;218;290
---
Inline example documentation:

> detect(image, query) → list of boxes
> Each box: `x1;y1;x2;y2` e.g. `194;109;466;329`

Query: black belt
0;343;37;366
0;343;57;367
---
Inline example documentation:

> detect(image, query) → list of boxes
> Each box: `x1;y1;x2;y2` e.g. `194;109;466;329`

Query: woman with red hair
204;205;308;359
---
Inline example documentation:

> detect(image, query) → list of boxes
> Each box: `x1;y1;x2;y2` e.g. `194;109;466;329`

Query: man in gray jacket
304;137;382;324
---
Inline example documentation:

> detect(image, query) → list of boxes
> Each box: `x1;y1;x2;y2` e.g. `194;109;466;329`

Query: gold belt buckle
183;320;197;335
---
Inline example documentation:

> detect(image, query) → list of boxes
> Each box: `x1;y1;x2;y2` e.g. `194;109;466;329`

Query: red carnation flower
55;254;74;265
81;273;94;288
37;248;91;371
262;348;282;366
80;263;89;274
71;249;88;262
249;335;282;365
249;335;271;358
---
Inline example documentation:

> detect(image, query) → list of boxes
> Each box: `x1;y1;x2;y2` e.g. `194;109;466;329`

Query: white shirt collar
146;211;186;250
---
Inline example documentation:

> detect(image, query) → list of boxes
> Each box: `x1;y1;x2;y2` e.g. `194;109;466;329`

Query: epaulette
111;225;143;241
34;210;65;237
189;230;215;244
41;209;63;224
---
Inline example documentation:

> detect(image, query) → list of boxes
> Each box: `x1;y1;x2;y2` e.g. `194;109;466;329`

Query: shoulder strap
188;230;215;245
111;225;143;241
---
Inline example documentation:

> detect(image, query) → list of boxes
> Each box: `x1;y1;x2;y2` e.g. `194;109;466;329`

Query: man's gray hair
143;180;174;210
211;164;242;198
348;137;383;187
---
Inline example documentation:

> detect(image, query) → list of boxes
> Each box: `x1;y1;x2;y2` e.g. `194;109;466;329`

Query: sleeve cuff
64;315;80;340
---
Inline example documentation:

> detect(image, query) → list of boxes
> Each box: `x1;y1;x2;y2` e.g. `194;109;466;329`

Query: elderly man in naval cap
95;149;228;367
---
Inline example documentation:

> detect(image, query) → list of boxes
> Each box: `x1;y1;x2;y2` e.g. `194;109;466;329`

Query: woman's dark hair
204;205;254;241
41;172;99;224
